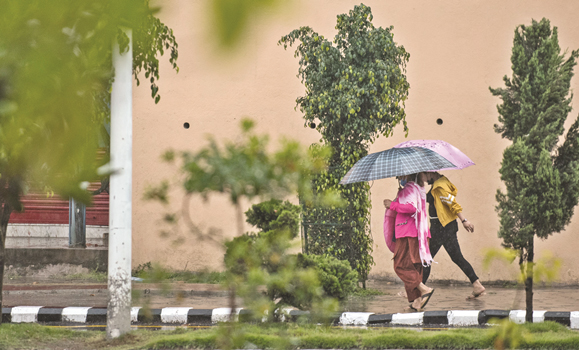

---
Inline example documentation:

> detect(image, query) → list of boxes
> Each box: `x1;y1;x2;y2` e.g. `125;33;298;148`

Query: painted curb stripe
544;311;571;326
448;310;480;326
86;308;107;323
11;306;43;323
368;313;392;324
423;311;449;325
391;312;424;325
2;308;11;323
144;308;163;323
187;309;213;324
478;309;509;325
211;308;242;323
62;307;92;323
509;310;548;324
533;310;546;323
339;312;374;326
37;308;63;323
2;307;579;327
571;311;579;329
160;307;192;324
131;307;141;323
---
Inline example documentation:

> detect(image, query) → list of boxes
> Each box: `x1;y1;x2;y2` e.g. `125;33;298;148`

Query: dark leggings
422;219;479;284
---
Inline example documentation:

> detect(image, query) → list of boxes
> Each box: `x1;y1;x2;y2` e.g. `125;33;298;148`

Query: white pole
107;28;133;339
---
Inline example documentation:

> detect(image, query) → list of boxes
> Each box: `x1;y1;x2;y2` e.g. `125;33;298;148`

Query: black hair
404;173;426;187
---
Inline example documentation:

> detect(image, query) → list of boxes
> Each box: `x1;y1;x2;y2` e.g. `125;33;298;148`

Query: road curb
1;307;578;328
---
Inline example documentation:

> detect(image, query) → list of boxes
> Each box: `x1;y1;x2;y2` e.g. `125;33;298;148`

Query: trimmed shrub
245;199;301;239
298;253;358;300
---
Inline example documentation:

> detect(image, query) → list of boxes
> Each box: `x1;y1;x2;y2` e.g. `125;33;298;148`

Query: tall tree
0;0;178;320
490;18;579;323
279;4;410;283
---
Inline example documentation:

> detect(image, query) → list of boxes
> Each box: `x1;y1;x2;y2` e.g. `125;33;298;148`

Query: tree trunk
525;237;534;323
228;202;243;322
0;213;8;325
0;178;21;325
0;197;13;325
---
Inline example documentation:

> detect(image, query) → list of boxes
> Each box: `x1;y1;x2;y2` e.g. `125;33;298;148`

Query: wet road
3;280;578;313
343;281;579;313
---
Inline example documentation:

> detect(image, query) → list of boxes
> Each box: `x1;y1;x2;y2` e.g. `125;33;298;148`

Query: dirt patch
5;263;92;282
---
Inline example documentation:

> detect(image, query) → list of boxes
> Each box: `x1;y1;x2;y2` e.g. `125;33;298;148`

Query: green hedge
297;253;358;300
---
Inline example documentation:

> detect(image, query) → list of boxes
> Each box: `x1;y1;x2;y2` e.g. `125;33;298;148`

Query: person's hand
462;220;474;233
383;199;392;208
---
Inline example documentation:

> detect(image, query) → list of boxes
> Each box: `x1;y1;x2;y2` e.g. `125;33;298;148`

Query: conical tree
490;18;579;322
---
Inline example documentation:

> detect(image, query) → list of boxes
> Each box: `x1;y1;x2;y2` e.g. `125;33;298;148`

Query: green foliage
279;4;410;282
297;253;358;300
0;0;178;206
210;0;283;49
483;247;518;271
224;197;359;323
133;10;179;105
490;18;579;321
492;318;524;350
224;229;336;322
490;18;579;247
149;119;341;330
215;322;246;350
245;199;302;239
279;3;410;142
132;262;154;276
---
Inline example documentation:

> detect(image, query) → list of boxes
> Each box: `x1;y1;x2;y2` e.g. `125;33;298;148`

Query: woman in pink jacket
384;172;435;311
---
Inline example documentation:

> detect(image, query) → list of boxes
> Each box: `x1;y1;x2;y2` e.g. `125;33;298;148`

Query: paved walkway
345;281;579;314
3;279;578;313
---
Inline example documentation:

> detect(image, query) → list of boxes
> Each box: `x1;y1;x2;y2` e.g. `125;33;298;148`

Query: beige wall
132;0;579;283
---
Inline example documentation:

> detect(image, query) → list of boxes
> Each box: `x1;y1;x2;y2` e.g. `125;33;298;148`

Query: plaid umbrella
339;146;457;185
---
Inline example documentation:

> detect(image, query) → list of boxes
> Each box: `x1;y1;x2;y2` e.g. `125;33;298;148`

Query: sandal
420;289;435;309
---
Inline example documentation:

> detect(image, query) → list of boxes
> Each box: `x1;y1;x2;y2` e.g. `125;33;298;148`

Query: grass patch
0;323;96;349
362;328;495;349
0;322;578;349
67;270;108;282
142;322;579;350
166;270;226;284
132;263;226;284
350;287;383;297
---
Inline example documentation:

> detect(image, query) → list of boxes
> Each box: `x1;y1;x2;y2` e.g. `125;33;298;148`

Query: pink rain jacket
387;182;433;266
389;200;431;239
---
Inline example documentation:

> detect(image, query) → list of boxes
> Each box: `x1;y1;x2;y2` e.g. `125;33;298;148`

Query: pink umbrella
394;140;474;170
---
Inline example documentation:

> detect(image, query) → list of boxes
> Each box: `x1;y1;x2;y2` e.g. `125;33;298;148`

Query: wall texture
132;0;579;283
